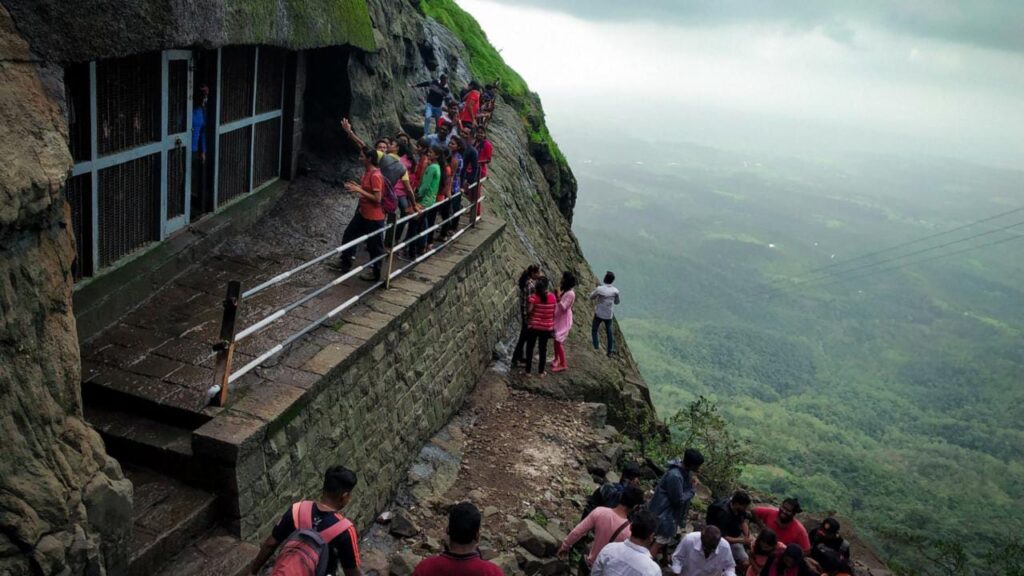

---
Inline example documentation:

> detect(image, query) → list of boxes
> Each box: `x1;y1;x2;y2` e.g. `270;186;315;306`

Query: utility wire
779;232;1024;296
752;220;1024;300
802;205;1024;275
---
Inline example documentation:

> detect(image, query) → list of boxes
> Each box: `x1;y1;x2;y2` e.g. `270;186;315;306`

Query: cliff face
0;0;652;573
346;0;651;415
0;6;132;574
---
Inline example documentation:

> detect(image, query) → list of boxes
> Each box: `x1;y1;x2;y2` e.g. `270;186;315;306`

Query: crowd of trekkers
326;72;495;281
248;456;854;576
247;72;854;576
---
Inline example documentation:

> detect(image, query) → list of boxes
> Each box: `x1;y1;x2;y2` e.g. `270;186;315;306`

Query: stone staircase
85;393;257;575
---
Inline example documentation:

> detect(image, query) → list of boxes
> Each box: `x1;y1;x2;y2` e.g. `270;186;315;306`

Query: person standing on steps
551;270;577;372
412;502;504;576
459;80;482;128
511;264;541;369
410;146;441;259
558;485;644;571
590;271;620;356
410;73;451;137
648;448;704;559
473;125;493;217
590;510;662;576
249;466;362;576
328;146;386;281
524;275;556;376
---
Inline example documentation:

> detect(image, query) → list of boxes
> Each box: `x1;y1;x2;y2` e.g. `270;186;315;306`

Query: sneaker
359;270;381;282
326;260;352;273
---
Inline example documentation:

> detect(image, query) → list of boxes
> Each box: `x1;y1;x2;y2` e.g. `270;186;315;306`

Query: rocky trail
359;367;625;575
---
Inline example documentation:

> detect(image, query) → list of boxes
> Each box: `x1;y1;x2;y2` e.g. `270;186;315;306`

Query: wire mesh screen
253;118;281;188
65;63;92;163
168;59;189;134
218;126;252;203
167;147;187;218
256;47;285;114
96;52;161;156
98;153;160;267
220;46;255;124
66;174;93;280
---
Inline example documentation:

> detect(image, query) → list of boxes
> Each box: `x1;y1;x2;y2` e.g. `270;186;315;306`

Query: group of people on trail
327;73;494;281
511;267;620;375
560;452;854;576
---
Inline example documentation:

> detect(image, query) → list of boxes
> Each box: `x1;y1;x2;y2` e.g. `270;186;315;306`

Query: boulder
517;519;559;557
389;551;421;576
389;510;421;539
361;549;389;576
516;547;567;576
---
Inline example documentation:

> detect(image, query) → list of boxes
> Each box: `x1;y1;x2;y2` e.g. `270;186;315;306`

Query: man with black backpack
249;466;362;576
582;464;642;521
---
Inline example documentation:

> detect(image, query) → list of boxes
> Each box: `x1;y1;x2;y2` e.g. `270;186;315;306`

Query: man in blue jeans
410;73;450;136
590;271;620;356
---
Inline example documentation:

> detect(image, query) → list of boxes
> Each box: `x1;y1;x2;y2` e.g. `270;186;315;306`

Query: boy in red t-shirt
752;498;811;552
412;502;504;576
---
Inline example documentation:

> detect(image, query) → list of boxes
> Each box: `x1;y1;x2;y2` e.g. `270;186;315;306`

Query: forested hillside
568;135;1024;568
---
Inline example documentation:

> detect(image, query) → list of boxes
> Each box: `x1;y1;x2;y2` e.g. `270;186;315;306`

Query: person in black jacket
647;448;704;558
411;73;451;136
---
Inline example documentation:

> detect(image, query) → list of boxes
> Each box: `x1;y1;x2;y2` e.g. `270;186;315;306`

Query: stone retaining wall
193;218;518;539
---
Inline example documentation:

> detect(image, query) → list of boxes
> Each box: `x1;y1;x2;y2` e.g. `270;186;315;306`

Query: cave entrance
302;46;353;161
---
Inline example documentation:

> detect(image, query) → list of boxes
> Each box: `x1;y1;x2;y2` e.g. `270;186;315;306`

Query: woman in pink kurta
552;271;577;372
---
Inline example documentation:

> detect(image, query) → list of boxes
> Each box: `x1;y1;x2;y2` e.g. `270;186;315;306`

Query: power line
751;220;1024;300
803;205;1024;275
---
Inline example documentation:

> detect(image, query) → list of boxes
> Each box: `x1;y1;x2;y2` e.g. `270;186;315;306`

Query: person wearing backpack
581;464;643;521
558;486;645;573
249;466;362;576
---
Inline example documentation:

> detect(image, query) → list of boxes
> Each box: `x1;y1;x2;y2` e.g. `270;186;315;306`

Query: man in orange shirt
458;81;482;128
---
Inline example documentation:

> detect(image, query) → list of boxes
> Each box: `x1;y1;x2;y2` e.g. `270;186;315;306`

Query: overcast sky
457;0;1024;169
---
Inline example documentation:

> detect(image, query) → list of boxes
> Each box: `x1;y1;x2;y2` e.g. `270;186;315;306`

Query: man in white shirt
671;526;737;576
591;510;662;576
589;271;621;357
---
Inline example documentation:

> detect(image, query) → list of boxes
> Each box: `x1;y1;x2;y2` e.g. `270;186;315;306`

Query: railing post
212;280;241;406
471;179;480;228
384;213;398;289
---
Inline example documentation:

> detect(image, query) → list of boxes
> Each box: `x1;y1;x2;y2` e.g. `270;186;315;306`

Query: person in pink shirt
557;486;645;570
551;271;577;372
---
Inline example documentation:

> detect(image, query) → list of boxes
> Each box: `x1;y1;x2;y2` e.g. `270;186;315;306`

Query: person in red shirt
458;81;482;127
473;125;493;217
330;146;386;281
412;502;504;576
524;276;557;376
752;498;811;553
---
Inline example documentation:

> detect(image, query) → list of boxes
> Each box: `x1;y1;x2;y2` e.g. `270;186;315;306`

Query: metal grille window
213;45;285;208
96;53;161;156
98;154;161;267
218;126;252;203
66;174;93;281
167;59;189;134
220;47;256;124
167;147;187;218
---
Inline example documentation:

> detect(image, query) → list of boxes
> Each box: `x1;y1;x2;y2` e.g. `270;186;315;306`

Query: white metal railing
209;177;487;405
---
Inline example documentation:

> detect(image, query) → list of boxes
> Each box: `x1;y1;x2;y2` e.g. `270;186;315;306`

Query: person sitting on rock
670;526;737;576
249;466;362;576
412;502;504;575
808;518;850;572
760;544;819;576
559;485;645;570
706;490;754;574
582;463;643;519
747;529;786;576
591;509;662;576
752;498;810;553
648;448;704;558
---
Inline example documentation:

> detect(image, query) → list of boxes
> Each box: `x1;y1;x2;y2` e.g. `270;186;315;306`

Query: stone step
152;527;259;576
85;402;216;491
123;464;220;576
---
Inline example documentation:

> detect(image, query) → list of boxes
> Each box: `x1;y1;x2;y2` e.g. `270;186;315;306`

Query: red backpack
272;501;353;576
